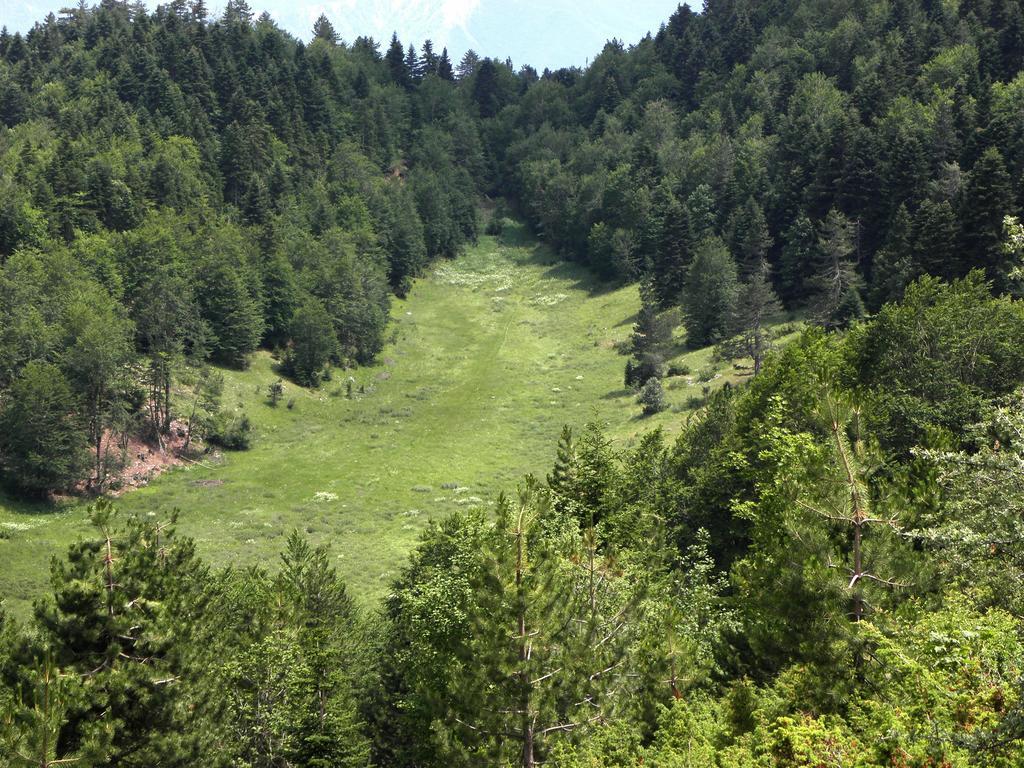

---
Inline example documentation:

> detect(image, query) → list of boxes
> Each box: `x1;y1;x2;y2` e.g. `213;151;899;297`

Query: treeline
0;1;493;494
3;272;1024;766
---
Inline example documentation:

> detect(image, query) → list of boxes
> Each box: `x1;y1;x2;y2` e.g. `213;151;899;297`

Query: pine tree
639;376;668;415
419;39;437;76
627;281;671;386
547;425;577;495
652;191;690;307
911;198;959;279
404;44;420;85
808;209;864;328
727;196;773;277
778;212;820;302
717;258;783;374
312;13;338;45
384;33;408;87
457;49;480;80
870;204;914;308
438;47;455;81
961;147;1018;286
285;298;338;387
473;59;501;117
451;482;638;768
36;501;208;766
685;184;717;246
683;237;739;347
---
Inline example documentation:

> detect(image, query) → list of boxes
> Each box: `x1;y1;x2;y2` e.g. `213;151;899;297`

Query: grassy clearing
0;223;793;618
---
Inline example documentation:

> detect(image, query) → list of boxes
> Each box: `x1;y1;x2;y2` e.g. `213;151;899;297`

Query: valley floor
0;224;764;618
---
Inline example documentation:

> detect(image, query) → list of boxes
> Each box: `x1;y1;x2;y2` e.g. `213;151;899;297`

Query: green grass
0;223;794;618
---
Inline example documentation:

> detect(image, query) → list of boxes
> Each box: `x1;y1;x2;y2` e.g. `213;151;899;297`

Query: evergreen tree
438;47;455;81
961;147;1018;286
312;13;338;45
419;39;437;76
683;237;739;347
808;209;864;328
910;198;959;279
473;59;501;117
449;482;639;768
652;191;690;307
404;44;420;85
685;184;717;246
457;49;480;80
285;298;337;387
385;33;409;87
870;204;914;308
727;196;773;277
778;212;821;303
195;253;264;369
639;376;668;415
717;258;784;374
34;501;209;766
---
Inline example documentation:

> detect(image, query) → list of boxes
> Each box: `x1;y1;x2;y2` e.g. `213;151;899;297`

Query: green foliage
0;361;88;495
846;273;1024;454
683;238;738;347
206;411;253;450
284;299;337;387
639;376;668;416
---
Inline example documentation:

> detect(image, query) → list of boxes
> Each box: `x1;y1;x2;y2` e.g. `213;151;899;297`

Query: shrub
638;377;668;416
208;412;253;450
626;353;665;389
267;379;284;406
696;365;718;383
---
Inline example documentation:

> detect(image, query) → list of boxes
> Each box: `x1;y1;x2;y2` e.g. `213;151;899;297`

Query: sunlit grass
0;224;795;618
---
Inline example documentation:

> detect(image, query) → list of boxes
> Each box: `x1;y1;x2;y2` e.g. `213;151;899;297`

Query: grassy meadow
0;223;793;618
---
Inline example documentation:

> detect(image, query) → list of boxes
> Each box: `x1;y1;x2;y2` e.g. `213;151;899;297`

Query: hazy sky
1;0;686;71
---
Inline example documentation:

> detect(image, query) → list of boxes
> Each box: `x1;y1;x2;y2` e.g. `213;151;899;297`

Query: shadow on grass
497;223;626;298
602;388;633;400
0;484;72;518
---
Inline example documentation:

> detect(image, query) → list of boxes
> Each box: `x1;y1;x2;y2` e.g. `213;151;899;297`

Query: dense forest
4;0;1024;765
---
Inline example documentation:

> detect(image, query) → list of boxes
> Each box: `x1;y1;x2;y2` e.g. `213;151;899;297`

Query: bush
267;379;284;406
696;365;718;383
638;377;668;416
626;353;665;389
207;412;253;450
667;363;691;377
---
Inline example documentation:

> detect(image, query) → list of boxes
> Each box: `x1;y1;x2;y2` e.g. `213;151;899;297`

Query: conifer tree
457;49;480;80
683;237;738;347
312;13;338;44
451;482;638;768
808;208;864;328
419;39;437;76
652;191;690;307
869;203;914;308
727;196;773;277
385;33;408;87
961;147;1018;286
910;198;959;279
779;212;822;302
438;47;455;81
717;257;783;374
404;44;420;85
